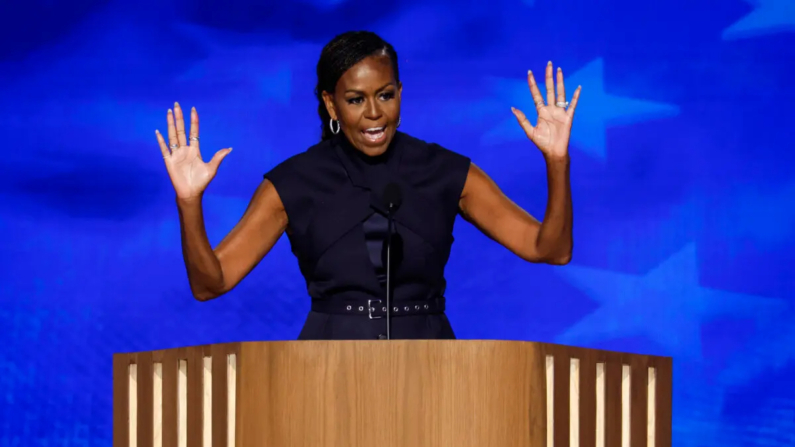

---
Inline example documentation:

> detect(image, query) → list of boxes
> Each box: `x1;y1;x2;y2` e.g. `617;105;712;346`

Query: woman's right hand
156;102;232;200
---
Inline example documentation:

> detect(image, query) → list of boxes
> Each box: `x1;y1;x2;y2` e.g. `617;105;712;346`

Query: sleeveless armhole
263;159;297;228
429;143;472;212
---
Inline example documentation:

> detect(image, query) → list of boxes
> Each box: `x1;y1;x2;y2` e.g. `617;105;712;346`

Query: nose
364;99;381;120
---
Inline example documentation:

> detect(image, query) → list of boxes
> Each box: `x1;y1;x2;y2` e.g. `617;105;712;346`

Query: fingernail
510;106;516;111
528;70;532;75
548;61;552;65
155;129;159;134
168;109;172;114
174;101;179;107
557;67;562;72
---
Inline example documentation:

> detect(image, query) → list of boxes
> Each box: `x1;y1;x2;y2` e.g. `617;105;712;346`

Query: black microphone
383;183;402;340
383;182;403;213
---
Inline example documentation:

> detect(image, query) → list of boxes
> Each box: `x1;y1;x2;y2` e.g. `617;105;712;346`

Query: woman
155;31;580;340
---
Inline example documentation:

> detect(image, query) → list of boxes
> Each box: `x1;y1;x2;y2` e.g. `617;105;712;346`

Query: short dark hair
314;31;400;141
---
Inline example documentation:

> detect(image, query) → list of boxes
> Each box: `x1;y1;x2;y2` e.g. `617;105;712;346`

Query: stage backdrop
1;0;794;445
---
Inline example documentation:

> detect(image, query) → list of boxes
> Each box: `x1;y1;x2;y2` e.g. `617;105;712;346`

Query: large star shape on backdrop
722;0;795;40
554;243;787;361
480;58;679;159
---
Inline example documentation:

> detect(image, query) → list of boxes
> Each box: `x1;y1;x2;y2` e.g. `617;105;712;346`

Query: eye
379;91;395;101
346;96;363;105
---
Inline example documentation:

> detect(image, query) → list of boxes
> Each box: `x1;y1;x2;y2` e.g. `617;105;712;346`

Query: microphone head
383;182;403;211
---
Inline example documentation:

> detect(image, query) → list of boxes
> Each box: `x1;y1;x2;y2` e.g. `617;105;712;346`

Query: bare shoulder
248;179;288;227
459;162;503;216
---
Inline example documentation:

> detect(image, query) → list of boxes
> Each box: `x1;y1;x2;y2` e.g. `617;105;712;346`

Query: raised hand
511;61;581;160
155;102;232;200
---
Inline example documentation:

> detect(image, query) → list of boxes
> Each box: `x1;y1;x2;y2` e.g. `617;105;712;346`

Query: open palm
511;61;581;159
155;103;231;200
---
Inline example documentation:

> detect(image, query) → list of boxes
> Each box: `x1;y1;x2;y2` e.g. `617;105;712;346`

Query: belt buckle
367;299;382;319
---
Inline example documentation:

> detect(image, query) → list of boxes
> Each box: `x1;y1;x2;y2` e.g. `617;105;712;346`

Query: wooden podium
113;341;671;447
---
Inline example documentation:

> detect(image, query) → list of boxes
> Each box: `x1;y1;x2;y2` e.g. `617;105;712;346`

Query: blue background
1;0;794;445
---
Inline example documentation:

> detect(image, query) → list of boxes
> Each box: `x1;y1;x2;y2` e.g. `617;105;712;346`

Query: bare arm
458;160;572;264
178;180;288;301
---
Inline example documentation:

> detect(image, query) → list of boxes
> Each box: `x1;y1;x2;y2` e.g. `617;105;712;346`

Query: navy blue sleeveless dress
264;131;471;340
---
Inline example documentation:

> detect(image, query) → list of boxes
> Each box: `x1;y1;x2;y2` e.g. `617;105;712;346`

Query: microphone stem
386;207;393;340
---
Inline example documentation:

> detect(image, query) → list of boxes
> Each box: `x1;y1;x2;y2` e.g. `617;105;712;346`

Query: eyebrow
344;82;394;94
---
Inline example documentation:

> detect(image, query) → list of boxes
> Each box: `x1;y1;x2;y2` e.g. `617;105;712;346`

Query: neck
337;132;398;165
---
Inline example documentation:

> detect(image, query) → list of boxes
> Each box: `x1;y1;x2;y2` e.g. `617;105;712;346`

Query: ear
321;91;338;121
397;81;403;102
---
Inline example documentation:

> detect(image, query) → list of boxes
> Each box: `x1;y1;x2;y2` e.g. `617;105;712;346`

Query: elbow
546;244;573;265
190;284;225;302
526;244;572;265
521;251;571;265
192;292;215;302
546;252;572;265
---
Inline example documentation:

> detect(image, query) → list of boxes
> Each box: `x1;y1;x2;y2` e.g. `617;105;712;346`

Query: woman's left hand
511;61;581;160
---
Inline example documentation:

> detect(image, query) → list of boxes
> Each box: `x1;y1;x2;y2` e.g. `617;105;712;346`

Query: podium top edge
112;339;672;360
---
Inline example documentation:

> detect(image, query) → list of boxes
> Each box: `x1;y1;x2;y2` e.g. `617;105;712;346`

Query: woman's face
322;54;402;157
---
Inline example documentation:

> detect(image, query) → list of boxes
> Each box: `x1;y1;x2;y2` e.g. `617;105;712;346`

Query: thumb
208;148;232;172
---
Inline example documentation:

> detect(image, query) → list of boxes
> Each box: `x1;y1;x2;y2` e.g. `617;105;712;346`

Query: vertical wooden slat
178;358;188;447
113;354;130;447
553;352;570;447
212;345;229;447
227;351;238;447
137;352;154;447
531;347;549;447
187;347;204;447
630;357;648;446
621;365;630;447
579;352;597;447
604;359;623;447
570;358;580;447
545;355;554;447
162;350;179;447
654;358;673;447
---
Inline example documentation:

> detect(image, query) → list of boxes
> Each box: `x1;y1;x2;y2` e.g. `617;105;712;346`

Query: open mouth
361;126;386;144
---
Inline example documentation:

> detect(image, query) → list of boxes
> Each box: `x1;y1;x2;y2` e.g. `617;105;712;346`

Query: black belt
311;297;446;319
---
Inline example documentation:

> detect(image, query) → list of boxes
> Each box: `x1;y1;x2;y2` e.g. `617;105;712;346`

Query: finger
174;102;188;147
511;107;535;140
556;67;566;106
166;109;179;150
527;70;545;111
189;107;200;150
208;148;233;172
545;61;555;106
567;86;582;118
155;130;170;159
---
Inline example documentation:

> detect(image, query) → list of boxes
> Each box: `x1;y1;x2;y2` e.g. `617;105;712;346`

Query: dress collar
332;131;404;192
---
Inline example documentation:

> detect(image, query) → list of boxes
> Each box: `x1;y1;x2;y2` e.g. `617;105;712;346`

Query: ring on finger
556;101;569;108
190;136;199;142
170;144;179;149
